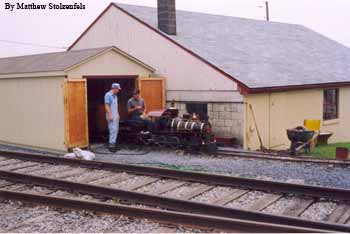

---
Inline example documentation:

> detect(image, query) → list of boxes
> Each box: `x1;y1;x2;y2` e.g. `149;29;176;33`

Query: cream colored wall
67;49;153;78
244;87;350;150
70;6;241;103
0;77;66;151
243;94;270;150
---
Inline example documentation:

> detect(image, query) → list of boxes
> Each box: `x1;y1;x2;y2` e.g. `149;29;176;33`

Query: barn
0;46;166;152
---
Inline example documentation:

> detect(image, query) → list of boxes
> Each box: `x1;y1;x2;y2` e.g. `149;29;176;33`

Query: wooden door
269;93;287;149
138;77;166;112
64;79;89;149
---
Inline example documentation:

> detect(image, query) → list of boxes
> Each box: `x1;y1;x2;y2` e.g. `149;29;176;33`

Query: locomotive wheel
186;136;201;152
166;136;181;149
155;135;167;147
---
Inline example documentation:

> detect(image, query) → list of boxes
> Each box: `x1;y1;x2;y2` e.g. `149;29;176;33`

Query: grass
309;142;350;159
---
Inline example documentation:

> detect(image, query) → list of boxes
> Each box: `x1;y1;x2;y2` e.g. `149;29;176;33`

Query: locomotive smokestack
157;0;177;35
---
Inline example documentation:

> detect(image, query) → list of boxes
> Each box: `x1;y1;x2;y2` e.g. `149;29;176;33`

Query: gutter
240;81;350;94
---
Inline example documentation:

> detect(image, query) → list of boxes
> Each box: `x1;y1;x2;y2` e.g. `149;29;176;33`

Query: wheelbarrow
287;126;314;156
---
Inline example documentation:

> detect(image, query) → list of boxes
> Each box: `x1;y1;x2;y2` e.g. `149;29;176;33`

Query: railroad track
217;147;350;165
0;150;349;232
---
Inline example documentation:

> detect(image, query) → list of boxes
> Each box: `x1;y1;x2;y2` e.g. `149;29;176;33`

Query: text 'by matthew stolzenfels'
4;2;86;11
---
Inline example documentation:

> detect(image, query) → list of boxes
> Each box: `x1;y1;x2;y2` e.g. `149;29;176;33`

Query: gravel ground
300;201;337;221
2;143;350;189
0;200;205;233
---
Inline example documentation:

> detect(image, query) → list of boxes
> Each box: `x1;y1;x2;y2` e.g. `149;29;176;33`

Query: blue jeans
131;115;153;131
107;118;119;145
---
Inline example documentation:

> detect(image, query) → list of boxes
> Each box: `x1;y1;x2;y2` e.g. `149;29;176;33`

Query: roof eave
0;71;66;79
241;81;350;95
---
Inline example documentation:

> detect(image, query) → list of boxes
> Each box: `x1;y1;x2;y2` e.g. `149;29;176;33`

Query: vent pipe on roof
157;0;177;35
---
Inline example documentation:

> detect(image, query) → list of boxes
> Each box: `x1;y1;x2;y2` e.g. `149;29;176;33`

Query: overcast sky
0;0;349;57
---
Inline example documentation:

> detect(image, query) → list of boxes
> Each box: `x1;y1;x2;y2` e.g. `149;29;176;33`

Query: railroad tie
337;207;350;224
150;181;187;196
13;164;46;174
74;172;112;184
282;198;314;217
211;189;248;206
326;204;349;223
6;162;39;172
0;180;14;189
246;193;283;212
181;184;213;200
51;168;88;179
91;173;132;186
123;177;160;191
0;157;11;162
151;226;178;233
32;166;72;177
0;159;21;167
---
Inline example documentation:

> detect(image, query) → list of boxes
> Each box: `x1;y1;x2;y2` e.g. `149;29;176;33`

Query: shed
0;46;164;152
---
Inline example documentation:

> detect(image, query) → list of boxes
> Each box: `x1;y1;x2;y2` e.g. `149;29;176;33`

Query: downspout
268;92;271;149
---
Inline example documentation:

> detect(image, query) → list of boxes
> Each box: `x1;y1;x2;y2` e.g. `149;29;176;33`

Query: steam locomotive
119;107;217;153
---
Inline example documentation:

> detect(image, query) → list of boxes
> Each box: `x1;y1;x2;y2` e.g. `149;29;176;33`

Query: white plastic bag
64;148;95;161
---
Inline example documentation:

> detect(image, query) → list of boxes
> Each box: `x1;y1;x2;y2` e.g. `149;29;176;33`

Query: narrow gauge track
0;151;349;232
217;147;350;165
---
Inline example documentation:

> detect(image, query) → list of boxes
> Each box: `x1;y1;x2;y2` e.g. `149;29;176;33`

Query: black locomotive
119;107;217;153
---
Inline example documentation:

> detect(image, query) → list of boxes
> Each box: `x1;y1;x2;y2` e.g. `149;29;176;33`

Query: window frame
323;88;339;121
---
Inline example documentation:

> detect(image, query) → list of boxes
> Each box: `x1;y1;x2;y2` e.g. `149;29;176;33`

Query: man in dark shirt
127;89;153;132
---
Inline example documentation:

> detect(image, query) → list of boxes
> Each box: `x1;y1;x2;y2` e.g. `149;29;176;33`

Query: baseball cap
111;83;121;90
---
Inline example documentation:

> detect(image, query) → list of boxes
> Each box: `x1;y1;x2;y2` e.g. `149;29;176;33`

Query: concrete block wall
166;101;244;144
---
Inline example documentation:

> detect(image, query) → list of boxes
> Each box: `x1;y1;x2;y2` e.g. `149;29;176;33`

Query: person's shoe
115;145;120;151
108;145;117;153
141;131;150;135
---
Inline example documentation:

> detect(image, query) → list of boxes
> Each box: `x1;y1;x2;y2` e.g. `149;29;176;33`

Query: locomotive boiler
119;107;217;153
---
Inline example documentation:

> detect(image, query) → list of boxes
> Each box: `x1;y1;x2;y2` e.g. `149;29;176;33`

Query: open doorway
85;76;137;143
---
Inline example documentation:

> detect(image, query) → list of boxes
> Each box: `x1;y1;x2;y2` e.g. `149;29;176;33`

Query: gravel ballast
300;201;337;221
0;200;204;233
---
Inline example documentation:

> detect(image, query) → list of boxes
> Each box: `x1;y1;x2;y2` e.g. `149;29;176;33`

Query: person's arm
127;100;137;115
142;100;147;114
104;94;113;121
105;104;113;121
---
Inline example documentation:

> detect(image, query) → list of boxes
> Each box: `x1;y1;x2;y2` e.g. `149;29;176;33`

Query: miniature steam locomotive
119;107;217;153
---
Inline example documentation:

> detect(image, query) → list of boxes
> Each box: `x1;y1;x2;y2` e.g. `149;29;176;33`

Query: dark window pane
186;103;208;120
323;88;339;120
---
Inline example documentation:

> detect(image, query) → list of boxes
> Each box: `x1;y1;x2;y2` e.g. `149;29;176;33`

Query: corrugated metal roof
0;47;110;75
116;3;350;89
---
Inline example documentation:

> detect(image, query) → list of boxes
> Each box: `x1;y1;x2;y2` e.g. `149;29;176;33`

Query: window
186;103;208;120
323;88;339;120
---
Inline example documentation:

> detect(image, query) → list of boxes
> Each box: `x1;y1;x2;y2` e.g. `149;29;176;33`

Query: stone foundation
166;101;244;144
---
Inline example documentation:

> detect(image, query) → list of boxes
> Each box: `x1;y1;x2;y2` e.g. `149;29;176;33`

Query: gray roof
0;47;110;75
116;3;350;89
